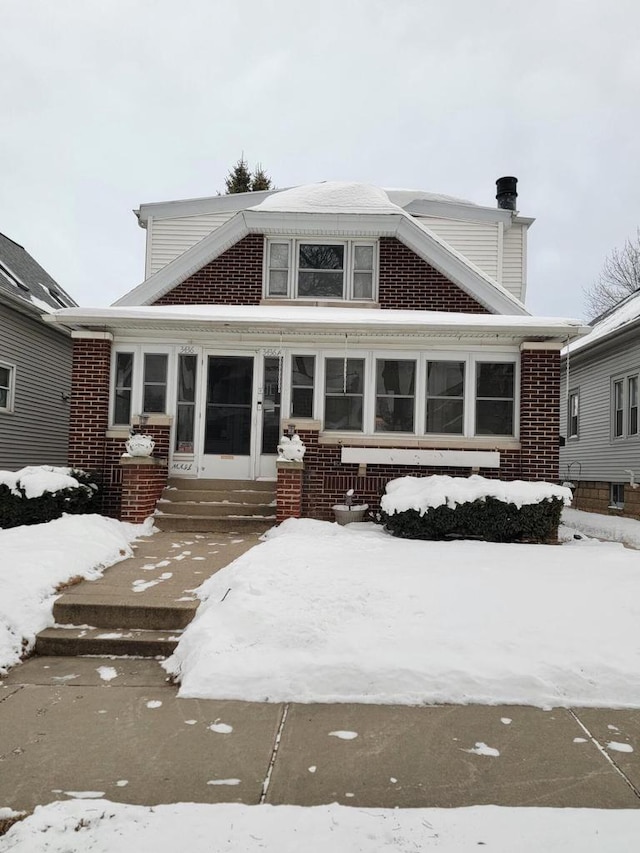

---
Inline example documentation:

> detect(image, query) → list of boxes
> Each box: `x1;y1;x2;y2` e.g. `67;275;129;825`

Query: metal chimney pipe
496;176;518;211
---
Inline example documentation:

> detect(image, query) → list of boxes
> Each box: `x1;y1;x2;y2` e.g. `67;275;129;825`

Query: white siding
147;213;235;276
417;217;499;282
502;223;525;301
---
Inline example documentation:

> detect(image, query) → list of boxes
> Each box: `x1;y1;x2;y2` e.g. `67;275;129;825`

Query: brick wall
378;238;489;313
102;424;171;519
276;462;304;521
68;338;111;473
153;235;263;305
120;459;168;523
572;481;640;519
519;349;560;482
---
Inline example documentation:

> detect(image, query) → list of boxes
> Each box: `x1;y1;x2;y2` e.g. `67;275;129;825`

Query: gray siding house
0;233;77;470
560;290;640;517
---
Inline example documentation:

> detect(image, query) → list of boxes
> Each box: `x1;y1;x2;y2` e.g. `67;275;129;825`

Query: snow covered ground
164;510;640;708
0;514;153;673
2;800;640;852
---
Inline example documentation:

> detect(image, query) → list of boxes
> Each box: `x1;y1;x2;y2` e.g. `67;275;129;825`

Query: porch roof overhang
44;304;589;346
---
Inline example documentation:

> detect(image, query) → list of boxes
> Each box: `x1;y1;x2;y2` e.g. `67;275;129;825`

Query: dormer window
265;239;376;301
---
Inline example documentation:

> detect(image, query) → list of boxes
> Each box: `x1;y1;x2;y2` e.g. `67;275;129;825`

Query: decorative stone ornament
277;433;306;462
125;433;155;457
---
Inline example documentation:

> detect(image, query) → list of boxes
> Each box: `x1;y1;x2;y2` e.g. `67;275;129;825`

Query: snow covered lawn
164;515;640;708
0;515;153;673
2;800;640;852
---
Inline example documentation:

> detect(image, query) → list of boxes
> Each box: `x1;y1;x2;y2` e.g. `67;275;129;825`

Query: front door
201;355;255;479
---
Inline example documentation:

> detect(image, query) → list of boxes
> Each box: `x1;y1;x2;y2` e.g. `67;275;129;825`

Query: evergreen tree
251;164;273;191
224;155;252;194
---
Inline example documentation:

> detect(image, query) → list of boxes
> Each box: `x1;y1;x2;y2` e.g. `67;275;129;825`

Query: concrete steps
154;478;276;533
35;627;181;658
52;599;197;631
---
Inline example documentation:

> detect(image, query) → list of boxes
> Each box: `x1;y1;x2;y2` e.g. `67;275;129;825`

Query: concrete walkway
1;527;640;815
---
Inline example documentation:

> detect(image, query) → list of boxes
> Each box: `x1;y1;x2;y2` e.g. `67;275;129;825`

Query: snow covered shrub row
380;475;572;543
0;466;99;529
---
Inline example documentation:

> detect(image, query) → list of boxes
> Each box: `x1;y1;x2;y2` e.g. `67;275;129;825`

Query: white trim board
340;447;501;468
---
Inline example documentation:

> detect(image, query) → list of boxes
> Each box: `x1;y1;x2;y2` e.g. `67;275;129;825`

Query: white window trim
0;361;16;413
110;344;177;428
264;238;378;302
611;373;639;441
567;389;579;439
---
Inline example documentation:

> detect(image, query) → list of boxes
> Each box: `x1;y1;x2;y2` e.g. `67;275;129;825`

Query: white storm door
200;354;256;479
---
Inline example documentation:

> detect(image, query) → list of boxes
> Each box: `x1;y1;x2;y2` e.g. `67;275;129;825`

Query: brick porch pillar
276;460;304;522
120;456;168;523
520;342;562;482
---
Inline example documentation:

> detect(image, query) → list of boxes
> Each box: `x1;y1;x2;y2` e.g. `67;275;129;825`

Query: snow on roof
384;188;477;207
565;290;640;355
250;182;405;214
47;303;588;338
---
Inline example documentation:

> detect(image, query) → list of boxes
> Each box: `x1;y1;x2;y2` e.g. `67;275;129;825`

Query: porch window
628;376;638;436
475;362;515;436
613;379;624;438
375;359;416;432
113;352;133;424
175;354;197;452
291;355;315;418
568;390;579;439
0;363;15;412
324;358;364;431
143;354;168;414
426;361;464;434
261;356;281;455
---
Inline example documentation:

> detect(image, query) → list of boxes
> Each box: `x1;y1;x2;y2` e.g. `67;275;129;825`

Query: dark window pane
299;244;344;270
261;408;280;454
144;353;167;384
476;362;514;398
292;387;313;418
114;389;131;425
143;385;166;413
292;356;314;387
0;388;7;408
115;353;133;388
325;397;362;431
476;400;514;435
178;355;197;404
204;407;251;454
325;359;364;394
376;360;415;396
427;361;464;397
208;357;253;405
0;367;9;387
426;399;464;434
298;270;344;298
375;397;414;432
176;404;195;452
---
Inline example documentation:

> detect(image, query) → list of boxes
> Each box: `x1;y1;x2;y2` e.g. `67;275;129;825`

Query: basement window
610;483;625;509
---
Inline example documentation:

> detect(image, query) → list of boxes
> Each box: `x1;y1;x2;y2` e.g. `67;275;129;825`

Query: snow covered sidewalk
0;514;153;673
2;800;640;852
165;516;640;708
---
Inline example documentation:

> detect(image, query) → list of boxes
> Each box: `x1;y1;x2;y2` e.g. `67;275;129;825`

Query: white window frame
110;344;176;428
0;362;16;413
316;349;519;438
264;238;378;302
567;389;579;439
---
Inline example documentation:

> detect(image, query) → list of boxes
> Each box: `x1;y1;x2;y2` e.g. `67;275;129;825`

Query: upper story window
265;239;376;301
0;363;16;412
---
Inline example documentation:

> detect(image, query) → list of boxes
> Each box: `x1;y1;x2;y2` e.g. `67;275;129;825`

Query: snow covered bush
0;466;99;529
380;475;572;544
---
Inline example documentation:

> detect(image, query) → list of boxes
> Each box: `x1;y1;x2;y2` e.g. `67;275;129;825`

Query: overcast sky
2;0;639;319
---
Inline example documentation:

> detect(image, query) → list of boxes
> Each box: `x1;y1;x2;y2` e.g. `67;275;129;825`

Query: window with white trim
475;361;515;436
426;361;465;434
290;355;315;418
0;363;15;412
113;352;134;425
375;359;416;432
143;353;168;413
628;376;638;436
611;483;625;509
611;373;640;439
265;239;376;301
568;390;579;439
324;358;365;431
613;378;625;438
175;354;197;452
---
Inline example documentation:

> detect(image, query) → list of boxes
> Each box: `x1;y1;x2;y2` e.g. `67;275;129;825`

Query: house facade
560;291;640;518
44;180;587;521
0;233;77;470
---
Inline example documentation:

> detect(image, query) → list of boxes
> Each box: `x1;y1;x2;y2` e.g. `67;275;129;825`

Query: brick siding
519;349;560;482
68;338;112;473
276;462;304;521
153;235;263;305
378;238;489;312
120;459;168;523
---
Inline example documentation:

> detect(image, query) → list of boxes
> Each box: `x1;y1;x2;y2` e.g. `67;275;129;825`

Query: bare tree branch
583;228;640;320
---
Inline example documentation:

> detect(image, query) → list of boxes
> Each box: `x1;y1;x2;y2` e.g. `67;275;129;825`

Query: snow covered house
560;290;640;518
0;232;77;469
43;179;588;523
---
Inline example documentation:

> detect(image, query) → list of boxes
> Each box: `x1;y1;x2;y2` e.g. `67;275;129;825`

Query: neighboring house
0;233;77;470
560;290;640;518
43;179;587;520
